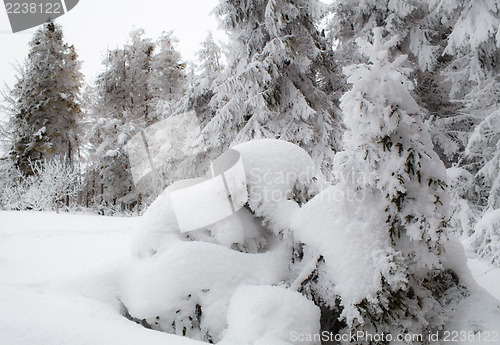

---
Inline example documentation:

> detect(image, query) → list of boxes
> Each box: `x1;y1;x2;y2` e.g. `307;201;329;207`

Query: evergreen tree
435;0;500;166
329;0;466;163
205;0;342;176
178;32;223;128
333;28;455;336
85;28;188;211
7;21;83;176
441;0;500;265
196;32;223;97
149;31;187;116
86;29;155;211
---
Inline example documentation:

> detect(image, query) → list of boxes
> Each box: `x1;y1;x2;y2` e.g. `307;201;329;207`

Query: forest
0;0;500;344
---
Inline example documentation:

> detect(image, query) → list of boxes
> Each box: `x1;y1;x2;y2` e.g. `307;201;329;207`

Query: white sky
0;0;223;89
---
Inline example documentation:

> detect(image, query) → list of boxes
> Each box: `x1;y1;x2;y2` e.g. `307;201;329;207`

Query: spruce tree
177;32;223;129
86;29;155;210
205;0;342;176
149;31;187;116
442;0;500;265
333;28;455;337
85;29;188;211
196;32;223;96
329;0;466;163
7;21;83;176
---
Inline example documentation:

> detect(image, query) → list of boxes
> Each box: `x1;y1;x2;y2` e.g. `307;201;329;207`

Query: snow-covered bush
114;136;500;344
126;139;326;342
0;156;81;211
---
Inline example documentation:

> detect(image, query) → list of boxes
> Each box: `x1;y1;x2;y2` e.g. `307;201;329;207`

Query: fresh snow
0;212;205;345
219;285;320;345
468;258;500;301
0;211;499;345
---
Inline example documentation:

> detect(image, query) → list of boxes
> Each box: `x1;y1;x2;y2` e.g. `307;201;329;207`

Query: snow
0;211;207;345
1;210;499;345
233;139;326;226
169;149;248;233
120;240;289;341
131;139;325;255
33;126;46;139
219;285;320;345
105;149;118;158
292;186;402;325
468;258;500;301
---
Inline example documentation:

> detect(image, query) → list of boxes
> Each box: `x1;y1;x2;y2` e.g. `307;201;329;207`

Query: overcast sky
0;0;223;89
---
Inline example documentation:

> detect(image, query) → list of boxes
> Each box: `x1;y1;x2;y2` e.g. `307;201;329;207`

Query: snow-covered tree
149;31;187;117
85;29;155;211
329;0;469;163
463;107;500;265
444;0;500;173
443;0;500;94
84;28;189;211
6;21;83;176
331;28;456;337
98;28;154;125
331;1;444;67
436;0;499;163
176;32;224;137
439;0;500;265
205;0;343;175
0;155;81;211
196;32;223;96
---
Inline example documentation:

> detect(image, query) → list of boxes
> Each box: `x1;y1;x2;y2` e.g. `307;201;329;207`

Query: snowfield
0;212;205;345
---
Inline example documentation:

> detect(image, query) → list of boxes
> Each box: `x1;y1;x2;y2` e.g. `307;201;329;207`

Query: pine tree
196;32;223;96
205;0;342;176
85;28;189;211
441;0;500;265
7;21;83;176
86;29;155;211
149;31;187;116
436;0;500;165
329;0;466;163
177;32;223;128
333;28;455;336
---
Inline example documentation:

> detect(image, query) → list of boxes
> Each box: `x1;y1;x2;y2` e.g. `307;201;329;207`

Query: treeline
0;0;499;262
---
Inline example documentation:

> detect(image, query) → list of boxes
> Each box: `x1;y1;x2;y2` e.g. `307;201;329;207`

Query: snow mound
121;240;289;342
132;139;325;255
441;233;500;339
234;139;325;205
219;285;320;345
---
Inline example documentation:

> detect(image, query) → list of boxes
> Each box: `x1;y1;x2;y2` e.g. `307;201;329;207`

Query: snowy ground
0;211;499;345
0;211;206;345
